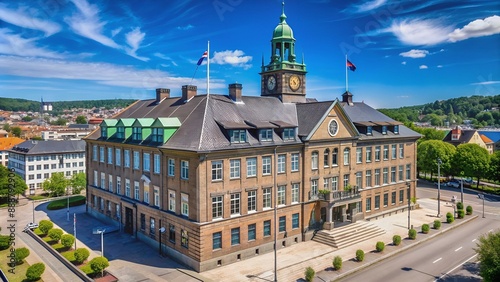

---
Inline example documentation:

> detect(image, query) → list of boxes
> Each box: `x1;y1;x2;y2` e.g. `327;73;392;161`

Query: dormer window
283;128;295;141
152;128;164;143
382;125;387;135
132;127;142;141
367;126;372;135
116;126;125;139
101;126;107;138
394;125;399;134
259;129;273;142
230;130;246;143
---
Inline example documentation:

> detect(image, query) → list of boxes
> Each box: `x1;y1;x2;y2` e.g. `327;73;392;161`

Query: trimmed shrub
305;267;315;282
0;234;11;250
38;220;53;234
446;212;454;223
47;195;86;210
392;235;402;246
356;249;365;262
375;241;385;252
422;224;430;234
74;248;90;264
61;234;75;249
26;262;45;281
466;205;473;215
333;255;342;270
89;257;109;277
408;228;417;240
456;202;464;210
15;247;30;265
48;228;63;242
433;220;441;230
457;209;465;219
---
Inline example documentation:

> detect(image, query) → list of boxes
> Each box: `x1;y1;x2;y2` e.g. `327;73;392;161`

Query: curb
330;215;479;281
177;268;215;282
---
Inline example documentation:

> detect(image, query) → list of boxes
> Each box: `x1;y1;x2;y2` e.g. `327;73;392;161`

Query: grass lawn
27;194;50;201
0;248;42;282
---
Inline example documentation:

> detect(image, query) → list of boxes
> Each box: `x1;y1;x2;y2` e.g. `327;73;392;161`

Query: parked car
445;181;460;188
24;222;38;231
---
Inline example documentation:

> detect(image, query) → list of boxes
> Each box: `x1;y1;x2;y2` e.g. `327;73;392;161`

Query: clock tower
260;2;307;103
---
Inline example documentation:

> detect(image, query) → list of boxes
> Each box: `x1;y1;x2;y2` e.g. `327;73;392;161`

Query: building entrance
125;207;133;234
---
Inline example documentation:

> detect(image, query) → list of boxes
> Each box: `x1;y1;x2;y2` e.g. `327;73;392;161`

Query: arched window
311;151;319;170
323;149;330;167
343;148;350;165
332;148;338;166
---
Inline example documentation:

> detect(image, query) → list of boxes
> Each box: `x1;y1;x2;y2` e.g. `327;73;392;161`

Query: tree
89;257;109;277
0;165;27;198
74;248;90;264
61;234;75;248
70;172;86;194
2;123;10;132
38;220;53;234
475;230;500;282
52;118;68;126
48;228;63;242
26;263;45;281
42;172;68;197
75;115;87;124
417;140;456;178
488;151;500;183
11;126;22;137
451;144;490;188
22;116;33;122
14;247;30;265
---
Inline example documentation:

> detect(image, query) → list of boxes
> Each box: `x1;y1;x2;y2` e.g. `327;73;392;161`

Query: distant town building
443;126;492;153
8;140;86;195
0;137;25;167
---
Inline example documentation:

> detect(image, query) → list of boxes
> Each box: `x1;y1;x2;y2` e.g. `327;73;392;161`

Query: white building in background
8;140;86;195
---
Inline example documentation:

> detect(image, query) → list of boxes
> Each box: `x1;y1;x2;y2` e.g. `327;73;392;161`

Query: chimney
342;91;354;106
156;88;170;102
228;83;243;102
182;85;197;101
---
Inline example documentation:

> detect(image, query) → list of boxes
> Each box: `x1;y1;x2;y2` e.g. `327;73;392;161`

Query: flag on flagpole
197;51;208;66
346;59;356;71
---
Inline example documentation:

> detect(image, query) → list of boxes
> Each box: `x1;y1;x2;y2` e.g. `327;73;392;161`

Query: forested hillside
0;98;136;112
379;95;500;128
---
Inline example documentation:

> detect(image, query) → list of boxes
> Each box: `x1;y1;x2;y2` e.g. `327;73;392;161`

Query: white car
24;222;38;231
446;182;460;188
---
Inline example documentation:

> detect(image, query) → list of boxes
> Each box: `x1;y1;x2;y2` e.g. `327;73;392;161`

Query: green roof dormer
151;117;181;144
132;118;155;141
100;119;117;139
116;118;135;140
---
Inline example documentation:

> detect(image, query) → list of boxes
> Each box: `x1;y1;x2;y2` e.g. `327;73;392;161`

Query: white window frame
229;159;240;179
247;157;257;177
154;154;160;174
143;153;150;172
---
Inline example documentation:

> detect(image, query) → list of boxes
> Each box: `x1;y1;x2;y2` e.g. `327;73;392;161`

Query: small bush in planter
375;241;385;252
456;202;464;210
466;205;473;215
457;209;465;219
408;228;417;240
48;228;63;242
393;235;402;246
38;220;53;235
305;267;315;282
421;224;430;234
356;249;365;262
433;220;441;230
74;248;90;264
90;257;109;277
446;212;454;223
14;247;30;265
61;234;75;249
26;262;45;281
333;255;342;270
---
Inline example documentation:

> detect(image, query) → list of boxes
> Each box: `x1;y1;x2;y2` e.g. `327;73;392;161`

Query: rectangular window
356;172;362;189
394;125;399;134
366;147;372;162
133;151;140;170
399;144;404;158
132;127;142;141
116;176;121;195
212;160;223;181
248;224;256;241
383;193;388;207
212;196;223;219
230;193;240;215
100;172;106;189
399;190;404;203
343;149;350;165
116;126;124;139
140;214;146;231
365;170;372;187
169;190;176;212
323;178;330;190
181;230;188;248
406;164;411;180
264;220;271;237
356;148;362;163
263;188;271;209
391;167;396;183
152;127;164;143
181;160;189;180
143;153;150;172
44;164;49;170
154;187;160;207
383;168;389;184
213;232;222;250
366;197;372;212
259;129;273;141
332;177;338;191
150;217;155;237
291;153;299;172
92;145;98;161
343;174;349;189
391;144;397;159
181;193;189;216
277;185;286;206
231;227;240;246
107;148;113;164
311;152;318;169
311;179;318;196
125;179;130;197
383;145;389;160
143;183;150;204
246;157;256;177
169;224;175;243
230;130;246;143
392;191;396;205
262;156;271;175
168;159;175;176
375;169;380;186
382;125;387;134
99;146;105;163
134;181;140;200
375;195;380;209
367;126;373;135
292;213;299;229
277;154;286;173
124;150;130;168
375;146;381;161
283;128;295;141
108;174;113;192
279;216;286;232
399;165;404;181
291;183;299;203
230;159;240;179
248;190;256;212
154;154;160;174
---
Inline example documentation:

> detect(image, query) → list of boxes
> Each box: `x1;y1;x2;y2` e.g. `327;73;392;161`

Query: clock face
266;76;276;91
289;75;301;91
328;119;338;136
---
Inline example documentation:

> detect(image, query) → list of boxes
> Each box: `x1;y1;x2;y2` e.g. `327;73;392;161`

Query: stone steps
312;221;386;249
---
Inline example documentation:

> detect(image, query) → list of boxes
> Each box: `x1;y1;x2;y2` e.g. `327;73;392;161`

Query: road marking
472;239;476;242
434;254;478;282
433;258;442;264
454;247;462;252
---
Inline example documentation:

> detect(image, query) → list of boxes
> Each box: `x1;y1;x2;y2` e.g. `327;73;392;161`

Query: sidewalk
201;198;473;282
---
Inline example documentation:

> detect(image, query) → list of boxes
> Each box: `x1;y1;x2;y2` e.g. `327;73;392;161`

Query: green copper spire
280;1;287;23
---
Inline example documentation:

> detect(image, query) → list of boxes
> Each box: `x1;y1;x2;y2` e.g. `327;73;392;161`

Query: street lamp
67;186;70;221
96;229;105;257
407;181;411;229
437;158;442;217
159;227;166;256
32;200;35;223
482;188;485;218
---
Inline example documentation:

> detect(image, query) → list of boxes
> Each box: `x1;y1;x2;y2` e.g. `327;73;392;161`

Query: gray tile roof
296;101;333;137
10;140;86;155
443;130;477;145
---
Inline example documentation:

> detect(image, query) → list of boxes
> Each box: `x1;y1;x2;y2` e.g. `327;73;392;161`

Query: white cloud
437;65;443;68
211;50;252;69
111;27;122;37
399;49;429;58
388;18;453;46
0;28;63;58
177;24;194;30
419;65;428;69
470;80;500;85
0;4;61;36
449;15;500;42
353;0;387;13
401;61;407;65
125;27;148;61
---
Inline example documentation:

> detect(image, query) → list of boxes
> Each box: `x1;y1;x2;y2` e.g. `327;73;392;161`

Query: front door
125;207;133;234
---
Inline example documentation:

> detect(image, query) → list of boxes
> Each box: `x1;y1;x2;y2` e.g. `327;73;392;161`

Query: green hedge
466;205;473;215
333;256;342;270
409;228;417;240
47;195;86;210
305;267;315;282
422;224;430;234
356;249;365;262
393;235;402;246
376;241;385;252
433;220;442;229
446;212;454;223
26;262;45;281
0;234;11;250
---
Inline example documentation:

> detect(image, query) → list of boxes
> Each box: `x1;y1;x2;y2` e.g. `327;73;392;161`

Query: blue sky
0;0;499;109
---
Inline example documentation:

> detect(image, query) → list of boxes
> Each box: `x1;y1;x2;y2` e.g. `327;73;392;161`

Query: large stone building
85;5;419;272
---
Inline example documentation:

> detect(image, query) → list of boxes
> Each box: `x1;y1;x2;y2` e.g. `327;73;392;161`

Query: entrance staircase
312;221;386;249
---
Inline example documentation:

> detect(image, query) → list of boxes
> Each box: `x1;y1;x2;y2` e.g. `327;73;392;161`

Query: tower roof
273;2;294;40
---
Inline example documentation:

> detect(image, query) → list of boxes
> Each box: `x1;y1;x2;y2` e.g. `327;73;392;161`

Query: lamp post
66;186;70;221
407;181;411;229
482;188;485;218
32;200;35;223
97;229;105;257
460;171;464;205
437;158;442;217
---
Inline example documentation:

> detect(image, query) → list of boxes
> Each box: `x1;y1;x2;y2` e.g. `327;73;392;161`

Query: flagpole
345;54;348;92
207;41;210;96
